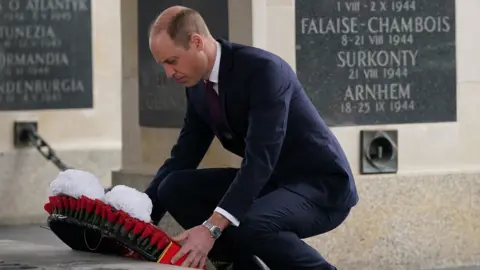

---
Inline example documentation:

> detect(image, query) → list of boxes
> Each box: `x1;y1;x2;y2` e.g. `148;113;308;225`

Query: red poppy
44;202;53;214
107;208;119;224
132;221;147;236
140;224;154;240
68;197;77;217
61;196;70;214
121;218;136;235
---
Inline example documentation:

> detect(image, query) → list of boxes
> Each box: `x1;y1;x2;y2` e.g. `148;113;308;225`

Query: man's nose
163;65;175;78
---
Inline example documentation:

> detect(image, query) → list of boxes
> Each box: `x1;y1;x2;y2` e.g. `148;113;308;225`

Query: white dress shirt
208;41;241;227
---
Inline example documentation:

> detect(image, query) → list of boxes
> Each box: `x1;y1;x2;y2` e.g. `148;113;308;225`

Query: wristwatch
202;220;222;240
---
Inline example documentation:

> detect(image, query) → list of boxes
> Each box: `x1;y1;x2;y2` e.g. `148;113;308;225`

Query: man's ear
190;33;204;51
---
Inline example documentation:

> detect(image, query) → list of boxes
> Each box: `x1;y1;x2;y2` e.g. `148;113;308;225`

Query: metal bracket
360;130;398;174
13;121;38;148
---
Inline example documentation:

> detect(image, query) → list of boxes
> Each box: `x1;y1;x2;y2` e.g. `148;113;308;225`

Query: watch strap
202;220;222;239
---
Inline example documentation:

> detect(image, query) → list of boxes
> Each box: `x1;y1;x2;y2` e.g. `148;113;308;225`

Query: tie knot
205;80;216;92
205;80;214;87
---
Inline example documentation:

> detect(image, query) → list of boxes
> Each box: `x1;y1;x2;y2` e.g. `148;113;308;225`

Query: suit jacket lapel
217;38;235;134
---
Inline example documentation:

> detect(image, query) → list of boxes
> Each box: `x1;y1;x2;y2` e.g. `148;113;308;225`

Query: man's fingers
171;231;188;242
188;252;202;269
199;256;207;269
181;250;199;268
171;244;190;264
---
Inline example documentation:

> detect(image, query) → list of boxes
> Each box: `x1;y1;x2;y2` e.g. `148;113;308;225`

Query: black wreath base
47;214;158;261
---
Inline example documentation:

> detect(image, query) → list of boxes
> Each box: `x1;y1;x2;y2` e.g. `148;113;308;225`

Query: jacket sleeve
217;60;292;222
146;90;215;223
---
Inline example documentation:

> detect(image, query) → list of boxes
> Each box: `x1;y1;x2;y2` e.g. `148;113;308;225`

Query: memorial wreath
43;169;206;269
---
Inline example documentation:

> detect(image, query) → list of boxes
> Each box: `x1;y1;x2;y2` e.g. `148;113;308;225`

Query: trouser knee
156;171;189;207
234;218;277;252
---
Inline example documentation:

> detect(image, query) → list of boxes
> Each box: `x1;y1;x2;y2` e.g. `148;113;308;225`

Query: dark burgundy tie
205;80;222;126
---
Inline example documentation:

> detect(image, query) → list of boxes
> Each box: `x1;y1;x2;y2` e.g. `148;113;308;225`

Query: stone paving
0;239;187;269
0;225;478;270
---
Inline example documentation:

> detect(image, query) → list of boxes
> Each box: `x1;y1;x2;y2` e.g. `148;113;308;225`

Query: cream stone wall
111;0;480;269
0;0;122;225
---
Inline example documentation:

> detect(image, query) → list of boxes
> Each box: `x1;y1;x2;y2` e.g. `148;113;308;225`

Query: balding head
149;6;211;49
148;6;216;87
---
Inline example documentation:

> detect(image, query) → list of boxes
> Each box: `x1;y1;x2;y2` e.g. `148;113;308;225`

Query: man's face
149;32;207;87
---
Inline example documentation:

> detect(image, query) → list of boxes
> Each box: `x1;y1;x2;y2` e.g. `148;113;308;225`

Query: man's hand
171;225;215;269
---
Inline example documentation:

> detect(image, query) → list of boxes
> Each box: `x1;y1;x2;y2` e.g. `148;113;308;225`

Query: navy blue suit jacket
146;39;358;223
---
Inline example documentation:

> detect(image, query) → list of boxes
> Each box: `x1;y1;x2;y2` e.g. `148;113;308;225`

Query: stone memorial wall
138;0;229;128
295;0;456;126
0;0;93;110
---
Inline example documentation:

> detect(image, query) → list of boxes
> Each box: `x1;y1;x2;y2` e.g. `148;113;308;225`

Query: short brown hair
149;8;211;49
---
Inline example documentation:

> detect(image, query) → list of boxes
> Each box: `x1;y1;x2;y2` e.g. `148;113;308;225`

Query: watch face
203;221;222;239
212;227;222;239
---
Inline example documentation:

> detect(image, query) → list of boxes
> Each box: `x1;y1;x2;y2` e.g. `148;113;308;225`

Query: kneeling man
145;5;359;270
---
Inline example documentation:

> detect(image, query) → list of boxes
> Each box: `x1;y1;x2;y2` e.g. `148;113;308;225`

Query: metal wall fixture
360;130;398;174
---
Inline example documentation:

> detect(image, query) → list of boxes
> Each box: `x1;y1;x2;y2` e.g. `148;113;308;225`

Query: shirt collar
208;41;221;84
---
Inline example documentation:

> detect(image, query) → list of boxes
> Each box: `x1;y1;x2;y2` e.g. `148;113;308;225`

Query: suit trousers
155;168;350;270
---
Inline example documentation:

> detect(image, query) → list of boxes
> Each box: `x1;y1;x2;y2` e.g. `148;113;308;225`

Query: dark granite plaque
0;0;93;110
295;0;456;126
138;0;229;128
